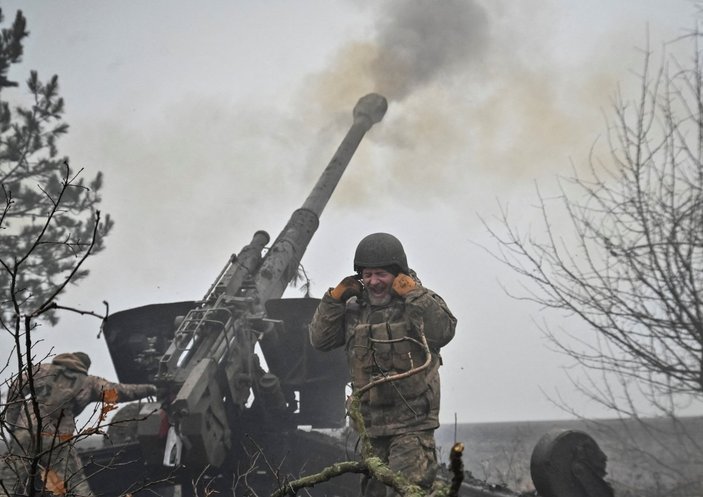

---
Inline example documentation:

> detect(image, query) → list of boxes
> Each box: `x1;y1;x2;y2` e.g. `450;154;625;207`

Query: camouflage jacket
309;278;456;437
5;353;156;437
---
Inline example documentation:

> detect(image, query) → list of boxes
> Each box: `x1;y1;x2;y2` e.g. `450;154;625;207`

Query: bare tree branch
484;32;703;496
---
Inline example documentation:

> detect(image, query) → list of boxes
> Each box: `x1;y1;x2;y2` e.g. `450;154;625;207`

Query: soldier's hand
329;275;363;302
146;385;158;397
391;273;417;297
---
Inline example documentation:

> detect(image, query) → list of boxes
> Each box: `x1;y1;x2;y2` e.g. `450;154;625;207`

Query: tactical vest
345;298;434;408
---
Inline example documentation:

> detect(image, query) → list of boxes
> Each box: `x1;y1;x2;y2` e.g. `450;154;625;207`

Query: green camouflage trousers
0;430;93;497
361;430;438;497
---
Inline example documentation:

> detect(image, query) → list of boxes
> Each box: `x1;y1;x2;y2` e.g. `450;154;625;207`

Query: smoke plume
298;0;626;212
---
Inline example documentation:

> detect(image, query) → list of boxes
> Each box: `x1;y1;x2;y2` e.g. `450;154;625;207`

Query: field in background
435;417;703;496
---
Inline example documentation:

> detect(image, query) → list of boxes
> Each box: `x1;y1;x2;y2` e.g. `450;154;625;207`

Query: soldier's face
361;268;395;305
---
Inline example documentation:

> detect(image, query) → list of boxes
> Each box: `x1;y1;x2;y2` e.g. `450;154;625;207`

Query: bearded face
361;267;395;305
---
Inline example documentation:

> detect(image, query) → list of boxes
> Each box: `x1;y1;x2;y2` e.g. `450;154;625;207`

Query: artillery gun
85;94;387;496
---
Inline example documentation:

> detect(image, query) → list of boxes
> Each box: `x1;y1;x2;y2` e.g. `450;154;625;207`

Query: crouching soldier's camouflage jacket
5;352;157;438
309;277;456;438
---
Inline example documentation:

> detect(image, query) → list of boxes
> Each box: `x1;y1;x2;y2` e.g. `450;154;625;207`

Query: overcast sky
3;0;702;423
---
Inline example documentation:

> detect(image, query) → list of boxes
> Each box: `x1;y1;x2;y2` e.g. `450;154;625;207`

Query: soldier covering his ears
310;233;457;496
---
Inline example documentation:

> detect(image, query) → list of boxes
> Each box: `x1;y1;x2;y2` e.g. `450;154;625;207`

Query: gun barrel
255;93;388;302
301;93;388;216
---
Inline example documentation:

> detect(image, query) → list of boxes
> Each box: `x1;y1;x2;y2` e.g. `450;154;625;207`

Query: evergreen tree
0;8;113;325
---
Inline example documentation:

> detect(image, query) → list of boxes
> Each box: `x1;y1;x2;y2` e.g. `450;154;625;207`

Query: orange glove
391;273;417;297
330;276;363;302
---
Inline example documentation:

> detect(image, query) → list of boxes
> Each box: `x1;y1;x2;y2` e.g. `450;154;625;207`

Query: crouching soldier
1;351;157;497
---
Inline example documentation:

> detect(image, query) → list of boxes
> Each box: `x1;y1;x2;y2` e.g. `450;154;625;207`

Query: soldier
309;233;456;497
1;351;157;497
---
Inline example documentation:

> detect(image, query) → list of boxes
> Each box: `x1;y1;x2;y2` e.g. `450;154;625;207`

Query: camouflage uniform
310;276;456;496
1;352;156;497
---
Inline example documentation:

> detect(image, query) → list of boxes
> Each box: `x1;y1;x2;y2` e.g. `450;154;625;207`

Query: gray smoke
298;0;636;211
370;0;489;101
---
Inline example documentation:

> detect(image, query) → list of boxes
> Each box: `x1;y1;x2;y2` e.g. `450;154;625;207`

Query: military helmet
354;233;409;274
73;351;92;370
